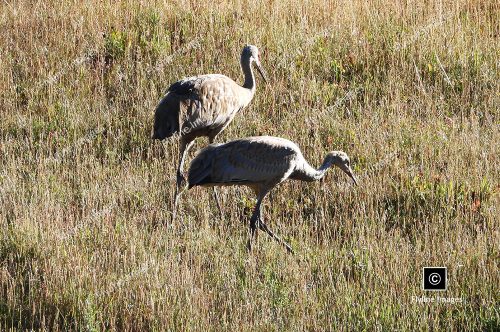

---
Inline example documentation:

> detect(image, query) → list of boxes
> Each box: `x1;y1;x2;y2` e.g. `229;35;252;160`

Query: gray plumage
152;45;266;143
188;136;358;253
152;45;267;220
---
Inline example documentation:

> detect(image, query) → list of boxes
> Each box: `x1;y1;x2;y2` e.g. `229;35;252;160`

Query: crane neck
294;156;334;182
241;56;256;93
310;157;334;180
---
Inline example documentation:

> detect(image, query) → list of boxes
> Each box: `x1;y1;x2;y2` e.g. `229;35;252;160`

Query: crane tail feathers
187;144;220;188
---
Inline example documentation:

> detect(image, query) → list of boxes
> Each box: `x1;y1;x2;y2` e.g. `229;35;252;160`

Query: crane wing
188;137;299;188
167;75;243;133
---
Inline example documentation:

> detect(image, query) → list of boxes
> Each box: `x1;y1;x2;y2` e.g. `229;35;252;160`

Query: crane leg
246;196;263;252
246;209;295;254
258;220;294;254
172;140;194;223
251;189;294;254
208;136;224;220
246;212;258;252
212;188;224;220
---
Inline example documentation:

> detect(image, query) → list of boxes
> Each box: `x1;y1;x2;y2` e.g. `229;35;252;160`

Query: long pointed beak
255;61;268;83
345;167;358;185
350;173;358;185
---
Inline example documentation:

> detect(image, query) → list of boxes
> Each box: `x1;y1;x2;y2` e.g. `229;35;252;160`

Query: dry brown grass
1;0;499;330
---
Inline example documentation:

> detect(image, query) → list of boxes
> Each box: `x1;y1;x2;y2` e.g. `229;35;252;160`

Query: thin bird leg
208;136;224;219
172;140;194;223
252;189;294;254
258;220;295;254
176;139;194;188
212;188;224;220
246;197;263;252
268;191;275;207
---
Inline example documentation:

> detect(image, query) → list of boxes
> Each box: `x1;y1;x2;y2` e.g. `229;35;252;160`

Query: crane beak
255;61;268;83
345;167;358;185
350;173;358;185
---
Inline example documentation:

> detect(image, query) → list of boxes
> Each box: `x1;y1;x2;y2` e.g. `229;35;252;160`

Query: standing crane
152;45;267;221
187;136;358;254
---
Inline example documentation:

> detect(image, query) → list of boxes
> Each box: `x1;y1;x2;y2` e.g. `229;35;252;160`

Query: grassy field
1;0;499;330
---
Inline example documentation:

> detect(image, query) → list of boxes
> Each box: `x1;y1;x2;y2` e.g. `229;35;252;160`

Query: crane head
328;151;358;185
242;44;268;83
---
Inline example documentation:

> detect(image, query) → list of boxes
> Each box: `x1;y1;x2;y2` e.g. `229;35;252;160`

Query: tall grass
1;0;498;330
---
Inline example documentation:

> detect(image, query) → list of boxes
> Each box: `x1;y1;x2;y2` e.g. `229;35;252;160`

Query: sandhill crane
187;136;358;254
152;45;267;220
